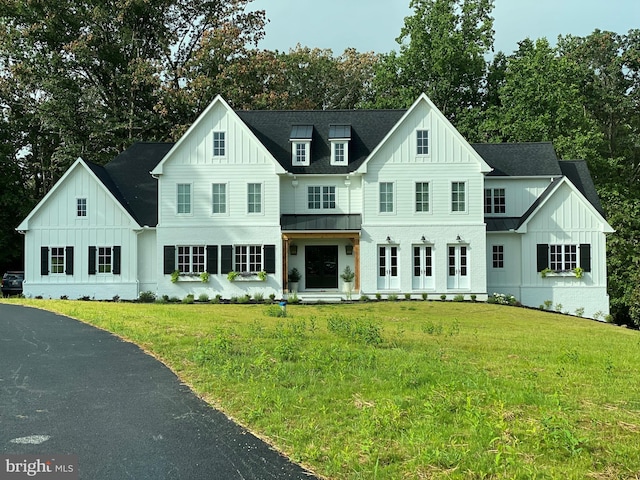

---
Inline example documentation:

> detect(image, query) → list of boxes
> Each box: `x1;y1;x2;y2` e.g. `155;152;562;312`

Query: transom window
415;182;430;212
417;130;429;155
177;183;191;214
77;198;87;217
212;183;227;214
492;245;504;268
451;182;466;212
247;183;262;213
485;188;506;214
213;131;226;156
235;245;262;273
177;246;205;274
51;247;65;274
98;247;112;273
379;182;394;213
550;244;577;271
308;186;336;209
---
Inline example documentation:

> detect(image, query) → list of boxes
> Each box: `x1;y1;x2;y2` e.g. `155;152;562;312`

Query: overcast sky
250;0;639;55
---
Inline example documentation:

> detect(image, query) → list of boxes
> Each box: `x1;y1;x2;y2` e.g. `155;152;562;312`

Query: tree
369;0;494;136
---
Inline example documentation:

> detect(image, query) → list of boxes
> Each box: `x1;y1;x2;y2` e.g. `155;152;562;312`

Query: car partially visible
1;271;24;296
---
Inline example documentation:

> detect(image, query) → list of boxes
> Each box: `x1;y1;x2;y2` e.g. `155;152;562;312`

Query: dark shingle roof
236;110;406;174
559;160;605;216
472;142;563;177
99;142;173;226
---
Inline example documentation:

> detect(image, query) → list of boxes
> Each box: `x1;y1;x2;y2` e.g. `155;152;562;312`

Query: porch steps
295;292;349;304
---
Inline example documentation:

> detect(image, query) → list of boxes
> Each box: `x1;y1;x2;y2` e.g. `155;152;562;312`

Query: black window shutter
221;245;233;273
88;246;97;275
264;244;276;273
113;246;121;274
580;244;591;272
536;244;549;272
65;246;74;275
41;247;49;275
163;246;176;274
206;245;218;274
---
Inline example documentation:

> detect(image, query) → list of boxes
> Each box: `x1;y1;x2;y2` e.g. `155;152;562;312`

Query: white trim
152;95;286;175
17;158;140;231
356;94;492;174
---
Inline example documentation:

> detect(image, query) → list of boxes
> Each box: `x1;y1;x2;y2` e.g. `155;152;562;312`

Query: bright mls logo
0;455;77;479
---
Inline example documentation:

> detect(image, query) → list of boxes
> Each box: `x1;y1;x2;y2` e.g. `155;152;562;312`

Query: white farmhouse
17;94;614;318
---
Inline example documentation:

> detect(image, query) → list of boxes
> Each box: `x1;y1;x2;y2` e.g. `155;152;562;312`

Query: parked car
1;271;24;296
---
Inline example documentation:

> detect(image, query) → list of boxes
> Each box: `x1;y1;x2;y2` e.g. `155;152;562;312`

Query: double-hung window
177;246;205;274
415;182;430;212
247;183;262;213
51;247;65;274
98;247;112;273
235;245;262;273
485;188;506;214
212;183;227;214
379;182;394;213
77;198;87;217
417;130;429;155
492;245;504;268
213;131;226;156
451;182;466;212
177;183;191;214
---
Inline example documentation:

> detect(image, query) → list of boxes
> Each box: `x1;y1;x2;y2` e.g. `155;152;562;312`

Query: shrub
265;304;287;318
253;292;264;302
575;307;585;317
421;292;428;301
453;294;465;302
388;294;398;301
404;293;411;300
210;294;222;304
543;300;553;310
470;294;477;302
440;294;447;301
489;293;517;305
359;294;370;302
198;293;210;302
375;293;382;300
182;294;195;304
138;291;156;303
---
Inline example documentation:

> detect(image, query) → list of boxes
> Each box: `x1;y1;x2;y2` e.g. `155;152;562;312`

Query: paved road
0;303;317;479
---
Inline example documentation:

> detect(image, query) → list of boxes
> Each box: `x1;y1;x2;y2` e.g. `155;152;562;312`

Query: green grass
5;298;640;479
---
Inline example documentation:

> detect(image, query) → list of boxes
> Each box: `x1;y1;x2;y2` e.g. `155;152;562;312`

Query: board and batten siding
518;182;610;318
22;164;141;300
486;233;522;298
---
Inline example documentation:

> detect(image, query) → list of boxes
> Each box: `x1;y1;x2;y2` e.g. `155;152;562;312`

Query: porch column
282;235;290;293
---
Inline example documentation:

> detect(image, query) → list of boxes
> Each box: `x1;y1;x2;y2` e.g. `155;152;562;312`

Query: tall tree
369;0;494;136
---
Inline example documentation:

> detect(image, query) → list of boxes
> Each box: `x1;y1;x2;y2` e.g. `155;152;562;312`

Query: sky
249;0;639;56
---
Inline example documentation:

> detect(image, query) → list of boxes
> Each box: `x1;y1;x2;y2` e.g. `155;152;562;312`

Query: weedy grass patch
5;299;640;479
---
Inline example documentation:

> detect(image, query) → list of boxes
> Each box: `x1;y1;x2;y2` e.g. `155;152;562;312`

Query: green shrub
198;293;210;302
182;294;195;304
388;294;398;301
440;294;447;301
359;294;370;302
453;294;465;302
421;292;428;301
138;291;156;303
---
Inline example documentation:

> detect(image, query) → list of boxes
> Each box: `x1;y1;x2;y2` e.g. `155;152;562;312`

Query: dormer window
329;125;351;166
290;125;313;166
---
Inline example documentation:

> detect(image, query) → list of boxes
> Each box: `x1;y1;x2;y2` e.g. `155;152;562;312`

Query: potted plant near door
288;268;301;293
340;265;355;298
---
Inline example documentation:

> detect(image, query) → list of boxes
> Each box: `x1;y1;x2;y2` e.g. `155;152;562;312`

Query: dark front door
305;246;338;289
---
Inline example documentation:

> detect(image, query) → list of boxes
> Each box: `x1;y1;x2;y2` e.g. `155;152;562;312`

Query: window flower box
540;268;584;278
227;271;267;282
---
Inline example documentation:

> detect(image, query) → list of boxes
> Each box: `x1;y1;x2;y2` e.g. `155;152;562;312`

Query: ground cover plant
4;299;640;479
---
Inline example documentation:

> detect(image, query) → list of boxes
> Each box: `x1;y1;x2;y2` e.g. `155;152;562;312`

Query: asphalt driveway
0;303;317;479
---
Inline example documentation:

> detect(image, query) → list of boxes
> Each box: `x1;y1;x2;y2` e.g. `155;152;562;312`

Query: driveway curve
0;303;317;479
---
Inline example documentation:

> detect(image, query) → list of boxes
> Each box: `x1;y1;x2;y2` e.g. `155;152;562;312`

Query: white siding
484;177;552;218
486;233;522;299
280;176;362;215
22;164;140;300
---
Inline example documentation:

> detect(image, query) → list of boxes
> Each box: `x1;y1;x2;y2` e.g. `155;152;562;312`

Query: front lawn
5;299;640;479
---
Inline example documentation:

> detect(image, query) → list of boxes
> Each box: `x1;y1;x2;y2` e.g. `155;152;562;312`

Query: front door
447;245;470;290
305;246;338;289
377;245;400;290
